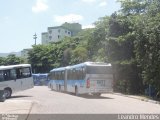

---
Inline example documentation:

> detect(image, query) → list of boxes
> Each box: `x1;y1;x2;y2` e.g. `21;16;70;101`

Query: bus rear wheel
59;85;61;92
51;85;54;91
75;86;78;96
93;93;101;97
4;88;12;98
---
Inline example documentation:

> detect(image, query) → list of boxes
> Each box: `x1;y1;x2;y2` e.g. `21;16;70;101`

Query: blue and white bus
32;73;49;86
48;62;113;96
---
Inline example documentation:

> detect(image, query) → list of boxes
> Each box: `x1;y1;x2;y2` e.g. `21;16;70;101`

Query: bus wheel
75;86;78;96
93;93;101;97
4;88;12;98
59;85;61;92
56;84;58;91
51;85;53;91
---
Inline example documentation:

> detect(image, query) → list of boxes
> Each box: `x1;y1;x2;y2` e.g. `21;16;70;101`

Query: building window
49;36;52;40
58;35;60;39
49;30;52;34
68;32;70;34
58;29;61;33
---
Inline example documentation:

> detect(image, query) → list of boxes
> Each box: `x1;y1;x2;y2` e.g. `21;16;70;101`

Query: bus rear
85;63;113;95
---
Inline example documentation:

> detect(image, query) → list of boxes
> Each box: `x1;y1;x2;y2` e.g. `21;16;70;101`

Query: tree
134;11;160;94
0;57;5;65
5;54;22;65
95;0;148;94
115;0;160;95
119;0;147;15
27;37;81;73
71;46;88;64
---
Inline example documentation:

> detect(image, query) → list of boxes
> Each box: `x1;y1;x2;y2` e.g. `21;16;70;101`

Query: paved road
10;86;160;114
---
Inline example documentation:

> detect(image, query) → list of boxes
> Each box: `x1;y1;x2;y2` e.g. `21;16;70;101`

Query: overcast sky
0;0;121;53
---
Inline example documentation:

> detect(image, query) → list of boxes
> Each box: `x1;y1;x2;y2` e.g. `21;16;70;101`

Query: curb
113;93;160;105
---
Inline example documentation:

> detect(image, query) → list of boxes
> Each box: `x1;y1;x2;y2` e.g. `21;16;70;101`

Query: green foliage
27;36;87;73
102;0;160;94
134;11;160;92
111;0;160;95
0;57;5;65
61;22;82;36
24;0;160;96
71;46;88;64
92;48;107;62
113;64;143;94
87;17;109;58
119;0;147;15
0;54;23;65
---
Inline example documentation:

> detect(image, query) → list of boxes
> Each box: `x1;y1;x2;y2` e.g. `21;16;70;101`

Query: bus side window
55;72;58;80
3;70;9;80
80;67;83;80
82;67;86;79
76;68;81;80
3;69;16;81
53;72;55;79
0;71;4;82
21;67;31;78
61;71;64;80
10;69;16;80
16;68;21;79
67;70;70;80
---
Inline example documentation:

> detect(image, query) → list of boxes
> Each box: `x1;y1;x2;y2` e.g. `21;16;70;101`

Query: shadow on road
10;95;32;99
75;94;114;99
63;92;113;99
49;89;114;99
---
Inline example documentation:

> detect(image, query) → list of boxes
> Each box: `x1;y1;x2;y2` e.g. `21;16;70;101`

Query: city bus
32;73;49;86
0;64;34;99
48;62;113;96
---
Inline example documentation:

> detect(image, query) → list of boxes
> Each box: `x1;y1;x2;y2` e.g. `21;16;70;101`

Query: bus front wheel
59;85;61;92
4;88;12;98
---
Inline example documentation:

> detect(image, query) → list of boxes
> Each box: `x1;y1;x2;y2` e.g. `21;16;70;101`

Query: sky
0;0;121;53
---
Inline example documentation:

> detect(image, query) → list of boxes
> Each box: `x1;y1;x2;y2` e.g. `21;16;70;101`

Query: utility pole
33;33;37;45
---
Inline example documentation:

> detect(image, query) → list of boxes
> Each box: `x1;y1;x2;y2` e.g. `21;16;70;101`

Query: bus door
19;67;33;90
2;69;22;92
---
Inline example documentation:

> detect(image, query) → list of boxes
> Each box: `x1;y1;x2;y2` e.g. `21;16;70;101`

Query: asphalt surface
3;86;160;114
1;86;160;120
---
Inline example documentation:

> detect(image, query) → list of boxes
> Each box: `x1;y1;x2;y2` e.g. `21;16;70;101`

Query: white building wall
21;49;31;58
48;27;72;43
41;32;49;44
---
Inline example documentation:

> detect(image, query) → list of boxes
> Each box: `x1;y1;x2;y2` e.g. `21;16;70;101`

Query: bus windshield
86;66;112;74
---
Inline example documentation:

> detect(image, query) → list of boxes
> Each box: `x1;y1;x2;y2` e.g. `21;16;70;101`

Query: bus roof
65;62;111;70
84;62;111;66
49;62;111;72
0;64;31;70
50;67;66;72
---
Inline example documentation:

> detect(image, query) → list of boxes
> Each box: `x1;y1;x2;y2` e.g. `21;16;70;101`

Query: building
62;22;82;36
48;26;72;43
21;48;31;58
41;23;82;44
41;32;49;45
